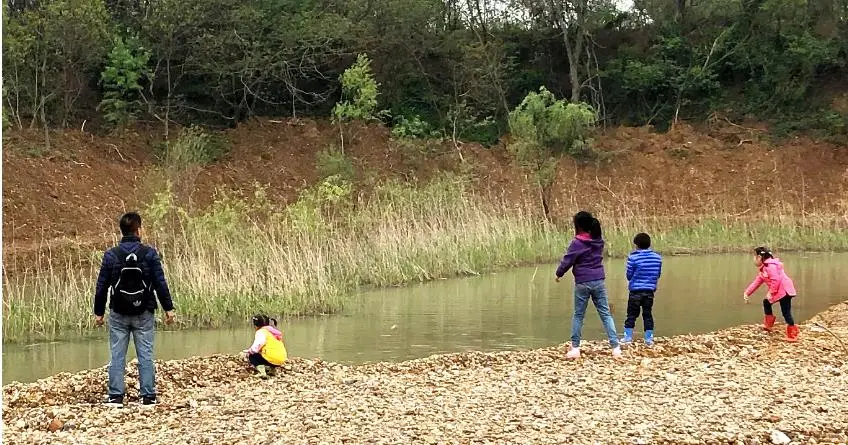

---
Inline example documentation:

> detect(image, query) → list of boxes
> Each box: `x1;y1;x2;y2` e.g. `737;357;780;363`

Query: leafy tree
183;0;354;120
2;0;114;127
602;34;721;128
518;0;621;103
98;36;152;127
509;87;596;156
332;54;386;152
508;87;597;219
333;54;382;123
1;0;845;142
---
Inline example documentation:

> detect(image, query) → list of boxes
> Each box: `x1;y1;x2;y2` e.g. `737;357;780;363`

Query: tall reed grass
3;173;847;342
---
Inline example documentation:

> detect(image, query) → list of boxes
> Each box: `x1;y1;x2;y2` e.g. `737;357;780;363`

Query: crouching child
241;314;287;378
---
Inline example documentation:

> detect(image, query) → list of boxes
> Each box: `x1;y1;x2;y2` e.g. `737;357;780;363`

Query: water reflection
3;253;845;383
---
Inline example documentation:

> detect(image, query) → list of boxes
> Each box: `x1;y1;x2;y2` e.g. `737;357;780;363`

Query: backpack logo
110;247;151;315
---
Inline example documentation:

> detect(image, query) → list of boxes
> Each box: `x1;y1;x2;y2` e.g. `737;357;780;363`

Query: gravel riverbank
3;300;848;445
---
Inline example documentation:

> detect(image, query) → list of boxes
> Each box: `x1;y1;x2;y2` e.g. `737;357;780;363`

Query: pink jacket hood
745;258;797;303
264;325;283;341
247;325;284;355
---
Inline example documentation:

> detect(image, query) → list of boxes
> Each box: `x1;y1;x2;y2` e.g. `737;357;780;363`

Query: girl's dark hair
754;246;773;260
573;211;603;239
252;314;274;328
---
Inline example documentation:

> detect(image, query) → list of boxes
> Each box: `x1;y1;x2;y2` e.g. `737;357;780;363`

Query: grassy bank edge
4;175;847;343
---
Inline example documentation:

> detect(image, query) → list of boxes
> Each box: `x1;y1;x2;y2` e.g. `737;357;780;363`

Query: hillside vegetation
3;0;847;144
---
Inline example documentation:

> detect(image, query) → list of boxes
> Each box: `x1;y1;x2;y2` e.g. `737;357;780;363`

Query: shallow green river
3;253;845;384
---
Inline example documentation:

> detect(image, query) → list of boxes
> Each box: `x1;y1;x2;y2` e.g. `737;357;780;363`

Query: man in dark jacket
94;212;174;406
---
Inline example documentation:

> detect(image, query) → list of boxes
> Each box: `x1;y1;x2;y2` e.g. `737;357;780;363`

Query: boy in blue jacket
622;233;662;345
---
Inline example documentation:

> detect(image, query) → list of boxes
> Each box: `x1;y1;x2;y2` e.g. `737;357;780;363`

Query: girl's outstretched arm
555;240;585;278
744;274;765;297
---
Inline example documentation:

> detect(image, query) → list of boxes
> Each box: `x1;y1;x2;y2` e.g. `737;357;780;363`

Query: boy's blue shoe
621;328;634;344
644;330;654;346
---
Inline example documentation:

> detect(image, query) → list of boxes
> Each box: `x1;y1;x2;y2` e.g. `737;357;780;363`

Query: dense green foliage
509;88;596;157
98;37;152;126
3;0;847;141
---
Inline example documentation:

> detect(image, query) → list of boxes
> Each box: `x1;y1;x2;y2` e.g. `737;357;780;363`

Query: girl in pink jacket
743;247;799;342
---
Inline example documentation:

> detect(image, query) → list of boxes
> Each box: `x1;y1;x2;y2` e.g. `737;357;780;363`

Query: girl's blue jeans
571;279;620;349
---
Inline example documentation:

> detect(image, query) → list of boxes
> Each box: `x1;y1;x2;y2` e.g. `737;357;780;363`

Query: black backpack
110;245;152;315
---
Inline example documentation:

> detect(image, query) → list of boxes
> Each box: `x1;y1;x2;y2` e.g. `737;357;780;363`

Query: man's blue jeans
108;311;156;398
571;279;620;349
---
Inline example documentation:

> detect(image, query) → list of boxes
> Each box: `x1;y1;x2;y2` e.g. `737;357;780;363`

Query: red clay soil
550;123;848;221
188;119;531;209
2;129;154;249
3;118;848;260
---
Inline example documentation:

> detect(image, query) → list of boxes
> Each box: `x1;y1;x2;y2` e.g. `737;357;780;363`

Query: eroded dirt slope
3;119;848;254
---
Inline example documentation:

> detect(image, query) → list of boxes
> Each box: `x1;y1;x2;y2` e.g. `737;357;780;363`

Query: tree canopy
3;0;847;141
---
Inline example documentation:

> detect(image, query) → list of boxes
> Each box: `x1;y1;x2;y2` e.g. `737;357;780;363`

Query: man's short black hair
119;212;142;236
633;232;651;249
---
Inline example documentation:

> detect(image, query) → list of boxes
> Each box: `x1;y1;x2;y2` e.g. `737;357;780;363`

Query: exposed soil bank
3;300;847;444
4;119;848;252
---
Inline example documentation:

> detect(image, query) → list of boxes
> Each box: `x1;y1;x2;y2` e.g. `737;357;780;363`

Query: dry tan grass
4;175;846;343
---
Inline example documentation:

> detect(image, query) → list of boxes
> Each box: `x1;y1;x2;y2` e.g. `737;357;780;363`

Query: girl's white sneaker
612;346;623;359
566;347;581;359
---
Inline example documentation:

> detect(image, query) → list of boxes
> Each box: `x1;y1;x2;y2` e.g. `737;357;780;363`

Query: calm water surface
3;253;845;384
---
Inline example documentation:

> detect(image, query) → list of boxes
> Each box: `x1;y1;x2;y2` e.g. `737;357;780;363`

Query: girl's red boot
785;325;799;342
763;315;777;331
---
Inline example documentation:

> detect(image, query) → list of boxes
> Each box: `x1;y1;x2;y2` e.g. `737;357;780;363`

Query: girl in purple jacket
555;211;622;359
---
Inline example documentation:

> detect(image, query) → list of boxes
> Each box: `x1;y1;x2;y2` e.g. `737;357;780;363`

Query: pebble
47;418;63;432
770;430;791;444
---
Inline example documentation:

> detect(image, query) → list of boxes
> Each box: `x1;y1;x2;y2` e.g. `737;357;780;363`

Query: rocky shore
3;301;848;445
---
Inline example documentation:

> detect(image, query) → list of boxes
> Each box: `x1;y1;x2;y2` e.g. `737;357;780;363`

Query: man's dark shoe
141;396;157;406
104;395;124;407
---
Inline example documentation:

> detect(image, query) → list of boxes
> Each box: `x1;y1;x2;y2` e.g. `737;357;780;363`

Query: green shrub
23;145;49;158
316;146;355;180
332;54;383;123
159;126;228;170
507;88;597;190
508;87;596;158
770;110;848;145
447;102;500;146
391;114;441;139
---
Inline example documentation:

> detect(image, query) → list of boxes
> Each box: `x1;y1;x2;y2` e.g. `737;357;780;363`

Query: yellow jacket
248;326;287;366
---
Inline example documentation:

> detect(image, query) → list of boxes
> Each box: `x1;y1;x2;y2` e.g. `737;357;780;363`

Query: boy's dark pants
624;290;655;331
